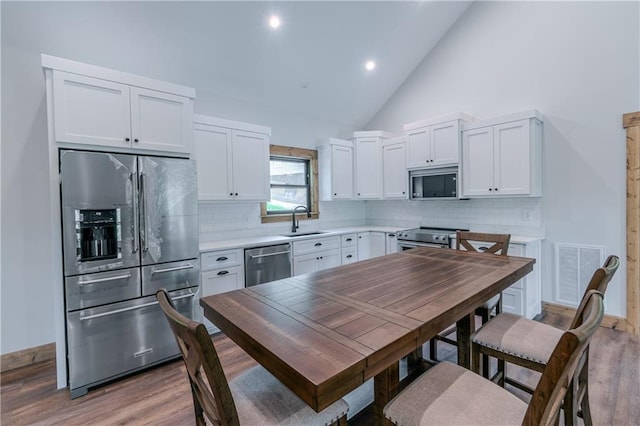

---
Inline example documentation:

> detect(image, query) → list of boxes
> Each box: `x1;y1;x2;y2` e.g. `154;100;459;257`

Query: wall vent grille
555;243;605;307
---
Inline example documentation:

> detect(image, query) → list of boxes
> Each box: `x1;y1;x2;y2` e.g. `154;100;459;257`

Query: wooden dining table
200;246;535;424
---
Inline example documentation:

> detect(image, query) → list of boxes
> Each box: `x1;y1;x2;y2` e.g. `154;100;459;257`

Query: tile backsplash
366;197;544;236
199;197;543;243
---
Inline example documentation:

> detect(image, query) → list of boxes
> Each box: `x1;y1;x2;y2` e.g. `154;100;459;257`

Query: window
261;145;319;223
267;157;310;214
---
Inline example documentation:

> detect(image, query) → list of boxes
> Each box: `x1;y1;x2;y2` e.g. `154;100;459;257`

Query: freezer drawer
66;288;197;397
141;259;200;296
65;268;141;311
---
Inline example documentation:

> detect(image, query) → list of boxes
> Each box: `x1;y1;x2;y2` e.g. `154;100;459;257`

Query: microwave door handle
130;172;139;253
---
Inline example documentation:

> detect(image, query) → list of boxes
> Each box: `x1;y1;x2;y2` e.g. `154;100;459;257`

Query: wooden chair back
569;255;619;329
522;291;604;426
156;289;239;426
456;231;511;256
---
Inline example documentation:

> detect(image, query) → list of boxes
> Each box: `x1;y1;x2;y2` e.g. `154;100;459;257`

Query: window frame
260;145;319;223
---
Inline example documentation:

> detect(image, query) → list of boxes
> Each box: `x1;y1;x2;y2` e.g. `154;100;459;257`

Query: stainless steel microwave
409;167;459;200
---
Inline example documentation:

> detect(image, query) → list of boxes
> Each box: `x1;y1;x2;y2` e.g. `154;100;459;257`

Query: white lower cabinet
357;232;371;260
340;233;358;265
292;236;341;275
200;249;244;334
386;232;399;254
501;242;542;319
370;232;386;258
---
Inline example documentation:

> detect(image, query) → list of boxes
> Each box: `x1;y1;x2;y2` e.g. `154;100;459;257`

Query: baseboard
542;302;632;332
1;342;56;373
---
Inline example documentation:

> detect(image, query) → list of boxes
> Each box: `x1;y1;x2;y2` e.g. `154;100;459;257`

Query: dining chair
429;231;511;376
156;289;349;426
471;255;619;426
384;290;605;426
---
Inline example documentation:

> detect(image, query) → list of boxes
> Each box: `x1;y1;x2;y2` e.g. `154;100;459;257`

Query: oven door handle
78;274;132;286
79;292;195;321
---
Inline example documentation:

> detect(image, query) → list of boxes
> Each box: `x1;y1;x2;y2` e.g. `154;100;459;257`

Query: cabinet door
383;140;408;199
386;233;398;254
430;120;460;167
369;232;386;258
52;71;131;148
317;250;341;271
231;130;270;201
494;120;531;195
406;127;430;169
355;138;382;199
342;248;358;265
130;87;193;154
332;145;354;199
201;265;243;333
293;253;318;276
194;124;233;201
357;232;371;260
461;127;495;197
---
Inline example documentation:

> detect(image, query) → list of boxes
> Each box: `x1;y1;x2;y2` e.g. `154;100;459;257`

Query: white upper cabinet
404;113;472;169
317;138;354;200
461;110;543;198
44;56;195;155
354;131;393;200
129;87;193;153
382;137;408;199
194;115;270;202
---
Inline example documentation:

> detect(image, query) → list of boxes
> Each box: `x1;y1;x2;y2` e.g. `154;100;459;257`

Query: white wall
0;3;358;355
366;1;639;317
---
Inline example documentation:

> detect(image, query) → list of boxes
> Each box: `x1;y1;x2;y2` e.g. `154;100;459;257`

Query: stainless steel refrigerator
59;150;200;398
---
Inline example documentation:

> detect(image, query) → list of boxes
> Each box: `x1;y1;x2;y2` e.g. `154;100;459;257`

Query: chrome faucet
291;205;310;233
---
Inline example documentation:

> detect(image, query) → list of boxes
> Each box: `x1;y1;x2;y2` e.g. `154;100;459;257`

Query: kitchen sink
281;231;327;238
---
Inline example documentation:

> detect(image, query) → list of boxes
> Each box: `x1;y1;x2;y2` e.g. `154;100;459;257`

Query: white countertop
199;226;403;252
199;226;542;252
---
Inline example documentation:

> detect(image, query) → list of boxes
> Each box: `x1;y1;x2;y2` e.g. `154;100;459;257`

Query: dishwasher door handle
249;250;291;260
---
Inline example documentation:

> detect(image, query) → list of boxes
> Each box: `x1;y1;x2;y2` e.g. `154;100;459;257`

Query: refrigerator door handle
139;172;148;252
130;172;139;254
79;291;196;321
151;264;195;275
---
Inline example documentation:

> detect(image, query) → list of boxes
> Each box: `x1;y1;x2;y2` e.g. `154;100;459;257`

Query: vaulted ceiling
3;1;472;127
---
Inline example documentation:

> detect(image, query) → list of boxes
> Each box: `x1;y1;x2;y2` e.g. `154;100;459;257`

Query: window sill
260;212;319;224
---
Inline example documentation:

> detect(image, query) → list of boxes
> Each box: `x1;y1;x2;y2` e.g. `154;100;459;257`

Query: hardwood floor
2;311;638;425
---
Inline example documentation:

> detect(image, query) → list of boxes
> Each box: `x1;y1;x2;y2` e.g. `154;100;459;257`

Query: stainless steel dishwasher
244;243;292;287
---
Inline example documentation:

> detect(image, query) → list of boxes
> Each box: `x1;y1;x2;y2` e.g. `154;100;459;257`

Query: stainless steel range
397;227;468;251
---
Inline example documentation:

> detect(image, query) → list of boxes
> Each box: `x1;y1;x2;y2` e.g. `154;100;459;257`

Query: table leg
456;313;474;368
373;362;399;426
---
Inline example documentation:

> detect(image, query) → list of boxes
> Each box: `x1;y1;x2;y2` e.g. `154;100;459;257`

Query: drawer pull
346;255;353;259
345;238;352;242
217;270;229;276
78;274;131;286
314;242;322;247
151;264;195;275
80;292;195;321
216;256;228;262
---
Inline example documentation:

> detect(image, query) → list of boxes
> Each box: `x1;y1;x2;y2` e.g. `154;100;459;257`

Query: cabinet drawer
201;265;244;333
341;233;357;248
293;236;341;255
502;288;524;316
201;249;243;271
342;248;358;265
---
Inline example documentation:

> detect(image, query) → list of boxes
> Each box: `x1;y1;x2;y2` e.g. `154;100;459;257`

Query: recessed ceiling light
269;15;281;29
365;60;376;71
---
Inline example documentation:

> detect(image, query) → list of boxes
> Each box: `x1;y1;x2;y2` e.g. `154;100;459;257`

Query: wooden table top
200;247;535;412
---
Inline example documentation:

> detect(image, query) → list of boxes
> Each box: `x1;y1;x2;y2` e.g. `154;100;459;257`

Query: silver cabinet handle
80;292;195;321
151;264;195;275
78;274;132;286
249;250;291;259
